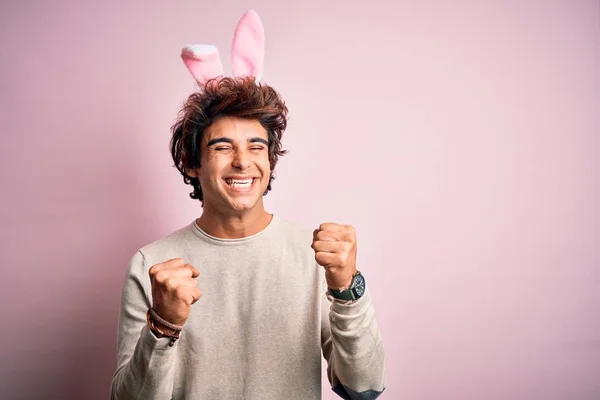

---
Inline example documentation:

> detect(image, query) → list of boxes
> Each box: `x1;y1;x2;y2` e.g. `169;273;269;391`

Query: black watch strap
328;271;366;300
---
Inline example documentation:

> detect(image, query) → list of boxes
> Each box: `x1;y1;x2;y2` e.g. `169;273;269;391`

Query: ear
186;168;199;178
231;9;265;82
181;44;225;85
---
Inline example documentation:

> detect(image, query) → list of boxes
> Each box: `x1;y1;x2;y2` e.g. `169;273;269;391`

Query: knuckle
164;278;177;291
148;264;160;276
175;285;188;299
191;289;202;303
154;270;168;283
316;252;327;265
169;258;185;267
186;264;197;274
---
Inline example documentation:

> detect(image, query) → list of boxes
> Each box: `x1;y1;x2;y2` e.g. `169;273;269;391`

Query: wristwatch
328;271;366;301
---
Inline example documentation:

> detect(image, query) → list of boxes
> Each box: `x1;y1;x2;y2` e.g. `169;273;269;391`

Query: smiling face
187;116;271;216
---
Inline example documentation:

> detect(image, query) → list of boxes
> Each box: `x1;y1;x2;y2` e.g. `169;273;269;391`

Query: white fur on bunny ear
181;44;225;85
231;9;265;82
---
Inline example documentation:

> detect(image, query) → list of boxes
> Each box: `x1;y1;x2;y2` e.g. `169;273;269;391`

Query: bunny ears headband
181;9;265;86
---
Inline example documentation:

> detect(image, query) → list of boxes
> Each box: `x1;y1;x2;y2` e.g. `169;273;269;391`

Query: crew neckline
191;214;279;245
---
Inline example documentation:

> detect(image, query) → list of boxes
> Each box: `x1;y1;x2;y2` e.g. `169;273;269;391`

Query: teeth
226;178;254;188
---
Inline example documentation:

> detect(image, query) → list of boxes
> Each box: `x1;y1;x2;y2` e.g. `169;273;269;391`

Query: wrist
146;309;182;346
150;308;186;331
326;268;357;291
327;270;366;301
153;321;179;336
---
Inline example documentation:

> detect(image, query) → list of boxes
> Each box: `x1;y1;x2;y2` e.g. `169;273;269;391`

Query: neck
197;201;273;239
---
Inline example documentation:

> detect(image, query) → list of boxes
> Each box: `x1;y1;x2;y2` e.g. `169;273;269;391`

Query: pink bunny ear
231;9;265;82
181;44;225;85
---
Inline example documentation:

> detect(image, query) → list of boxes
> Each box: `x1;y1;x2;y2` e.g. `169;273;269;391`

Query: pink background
1;0;598;399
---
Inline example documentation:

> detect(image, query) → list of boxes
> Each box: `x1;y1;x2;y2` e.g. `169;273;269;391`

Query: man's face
188;116;271;214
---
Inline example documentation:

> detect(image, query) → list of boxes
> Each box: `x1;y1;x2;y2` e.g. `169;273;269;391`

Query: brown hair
170;76;289;203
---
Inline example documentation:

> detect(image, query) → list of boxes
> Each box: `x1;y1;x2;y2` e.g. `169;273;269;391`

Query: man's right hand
149;258;201;326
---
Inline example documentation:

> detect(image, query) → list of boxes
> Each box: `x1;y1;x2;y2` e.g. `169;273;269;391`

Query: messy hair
170;76;289;203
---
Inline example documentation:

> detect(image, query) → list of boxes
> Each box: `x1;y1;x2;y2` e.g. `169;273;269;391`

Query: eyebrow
207;137;269;147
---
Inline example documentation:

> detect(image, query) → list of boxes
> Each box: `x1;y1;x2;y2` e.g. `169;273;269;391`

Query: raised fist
311;223;358;290
148;258;201;326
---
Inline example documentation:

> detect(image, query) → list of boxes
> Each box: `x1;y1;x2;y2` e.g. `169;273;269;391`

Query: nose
232;148;251;170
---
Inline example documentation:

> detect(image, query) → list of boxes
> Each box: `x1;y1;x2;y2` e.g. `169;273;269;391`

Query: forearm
325;288;386;399
111;325;178;400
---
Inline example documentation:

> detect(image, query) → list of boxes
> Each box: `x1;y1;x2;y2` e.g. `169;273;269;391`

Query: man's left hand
311;222;358;290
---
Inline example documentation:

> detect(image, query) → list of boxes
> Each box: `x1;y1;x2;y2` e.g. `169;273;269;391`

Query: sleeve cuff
140;324;179;351
327;286;373;316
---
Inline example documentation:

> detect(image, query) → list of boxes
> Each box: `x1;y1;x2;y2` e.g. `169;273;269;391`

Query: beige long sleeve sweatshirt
111;215;385;399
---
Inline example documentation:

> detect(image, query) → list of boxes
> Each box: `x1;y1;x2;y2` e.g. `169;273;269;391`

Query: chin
225;196;262;213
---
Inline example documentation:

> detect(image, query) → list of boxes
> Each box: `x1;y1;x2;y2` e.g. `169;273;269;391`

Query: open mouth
224;178;257;191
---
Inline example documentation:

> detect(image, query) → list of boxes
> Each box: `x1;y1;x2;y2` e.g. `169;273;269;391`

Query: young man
111;10;385;400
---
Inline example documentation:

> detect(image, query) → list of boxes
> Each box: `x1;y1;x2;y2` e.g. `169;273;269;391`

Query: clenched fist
149;258;201;326
311;223;358;290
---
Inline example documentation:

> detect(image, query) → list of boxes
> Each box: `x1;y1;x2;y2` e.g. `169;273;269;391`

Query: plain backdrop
1;0;598;399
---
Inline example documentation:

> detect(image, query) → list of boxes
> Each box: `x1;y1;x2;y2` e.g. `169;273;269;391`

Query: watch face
353;274;366;297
